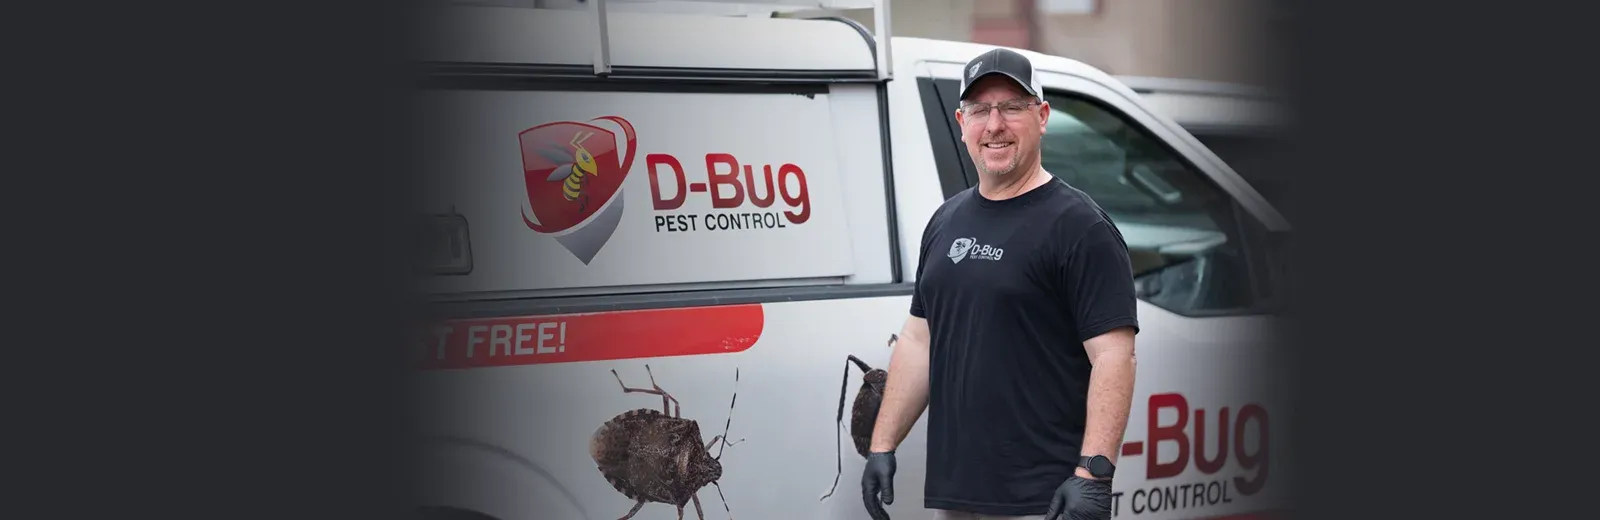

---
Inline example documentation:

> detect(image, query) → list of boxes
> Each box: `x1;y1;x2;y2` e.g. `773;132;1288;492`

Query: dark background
5;0;1587;518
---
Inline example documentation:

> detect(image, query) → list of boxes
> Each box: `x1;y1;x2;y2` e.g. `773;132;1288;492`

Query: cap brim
960;70;1040;100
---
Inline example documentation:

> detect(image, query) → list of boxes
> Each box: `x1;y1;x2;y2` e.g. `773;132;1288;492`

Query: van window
1040;94;1268;316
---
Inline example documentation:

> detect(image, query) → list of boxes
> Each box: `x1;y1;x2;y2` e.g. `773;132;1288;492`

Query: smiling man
860;47;1141;520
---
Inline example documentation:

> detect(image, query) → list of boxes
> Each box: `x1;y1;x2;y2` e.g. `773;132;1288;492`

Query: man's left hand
1044;473;1113;520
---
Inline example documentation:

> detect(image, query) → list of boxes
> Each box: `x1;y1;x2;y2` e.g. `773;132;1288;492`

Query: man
860;47;1140;520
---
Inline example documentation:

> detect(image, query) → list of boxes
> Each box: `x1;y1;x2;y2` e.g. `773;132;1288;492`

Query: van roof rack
439;0;892;80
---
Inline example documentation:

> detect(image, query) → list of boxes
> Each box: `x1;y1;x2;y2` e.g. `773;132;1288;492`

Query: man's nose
984;109;1005;132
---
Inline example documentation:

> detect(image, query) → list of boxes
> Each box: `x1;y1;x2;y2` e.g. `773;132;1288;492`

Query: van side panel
413;80;898;300
413;297;1289;520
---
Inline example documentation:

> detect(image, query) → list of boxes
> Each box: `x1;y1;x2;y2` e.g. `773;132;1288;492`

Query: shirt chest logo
947;236;1005;264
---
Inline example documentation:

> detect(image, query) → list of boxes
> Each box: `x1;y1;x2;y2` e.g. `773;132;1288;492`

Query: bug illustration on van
517;115;638;265
590;364;742;520
820;333;896;502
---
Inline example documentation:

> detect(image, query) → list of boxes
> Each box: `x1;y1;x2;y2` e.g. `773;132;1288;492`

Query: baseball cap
959;47;1044;101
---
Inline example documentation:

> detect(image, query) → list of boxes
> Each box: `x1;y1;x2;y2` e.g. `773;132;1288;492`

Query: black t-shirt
909;177;1141;516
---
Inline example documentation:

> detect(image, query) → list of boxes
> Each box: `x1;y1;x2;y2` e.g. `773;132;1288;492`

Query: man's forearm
1080;348;1136;464
869;331;931;453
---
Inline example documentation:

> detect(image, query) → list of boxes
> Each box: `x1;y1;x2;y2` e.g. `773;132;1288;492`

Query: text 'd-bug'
590;364;742;520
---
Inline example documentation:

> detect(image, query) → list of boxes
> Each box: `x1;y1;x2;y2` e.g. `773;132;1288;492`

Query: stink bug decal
820;333;896;501
590;364;742;520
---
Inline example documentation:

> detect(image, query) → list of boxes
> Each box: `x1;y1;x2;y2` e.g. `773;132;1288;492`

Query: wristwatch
1078;454;1116;479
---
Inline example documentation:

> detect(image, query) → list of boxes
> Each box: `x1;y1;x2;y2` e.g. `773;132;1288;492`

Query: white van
411;3;1292;520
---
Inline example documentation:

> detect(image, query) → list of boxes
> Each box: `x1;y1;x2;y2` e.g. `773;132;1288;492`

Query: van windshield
1041;96;1231;233
1037;94;1256;305
1037;94;1272;312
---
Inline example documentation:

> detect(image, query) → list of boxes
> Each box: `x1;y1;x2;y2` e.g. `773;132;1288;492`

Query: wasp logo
518;116;639;265
535;130;602;214
948;237;975;264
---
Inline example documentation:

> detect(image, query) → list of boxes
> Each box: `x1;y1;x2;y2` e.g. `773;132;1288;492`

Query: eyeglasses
959;97;1040;123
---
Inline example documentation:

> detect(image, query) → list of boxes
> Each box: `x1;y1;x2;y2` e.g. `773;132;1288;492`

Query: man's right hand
861;450;897;520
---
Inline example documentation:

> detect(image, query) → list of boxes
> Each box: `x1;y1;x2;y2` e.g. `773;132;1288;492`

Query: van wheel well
417;506;502;520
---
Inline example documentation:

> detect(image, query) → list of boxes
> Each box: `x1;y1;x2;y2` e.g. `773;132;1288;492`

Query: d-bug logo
518;115;639;265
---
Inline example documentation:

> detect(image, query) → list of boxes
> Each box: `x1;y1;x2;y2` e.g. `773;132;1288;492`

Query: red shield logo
517;116;638;264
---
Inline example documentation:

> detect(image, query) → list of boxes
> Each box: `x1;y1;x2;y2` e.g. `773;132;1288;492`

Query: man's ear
954;108;970;140
1037;100;1051;133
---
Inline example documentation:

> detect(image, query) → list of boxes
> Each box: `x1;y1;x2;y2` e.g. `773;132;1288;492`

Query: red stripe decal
416;304;764;370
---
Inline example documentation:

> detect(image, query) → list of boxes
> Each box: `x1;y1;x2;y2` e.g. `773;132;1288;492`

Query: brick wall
781;0;1287;88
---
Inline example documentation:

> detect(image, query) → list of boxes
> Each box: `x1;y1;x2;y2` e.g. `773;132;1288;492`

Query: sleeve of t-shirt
1059;219;1141;342
908;209;942;319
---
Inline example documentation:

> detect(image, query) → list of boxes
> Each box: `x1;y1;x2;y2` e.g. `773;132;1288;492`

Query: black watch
1078;454;1116;479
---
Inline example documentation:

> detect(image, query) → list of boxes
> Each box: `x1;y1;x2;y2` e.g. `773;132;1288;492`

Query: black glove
1044;474;1113;520
860;450;896;520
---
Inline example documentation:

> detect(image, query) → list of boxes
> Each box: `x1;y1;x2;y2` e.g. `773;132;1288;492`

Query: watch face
1090;456;1113;476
